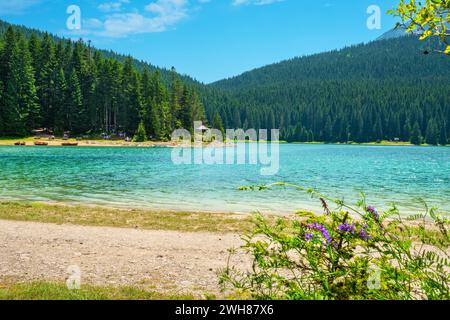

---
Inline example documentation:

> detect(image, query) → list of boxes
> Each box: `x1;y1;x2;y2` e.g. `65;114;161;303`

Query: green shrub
219;183;449;300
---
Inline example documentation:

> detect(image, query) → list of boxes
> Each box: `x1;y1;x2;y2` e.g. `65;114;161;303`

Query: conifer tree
425;119;439;145
120;57;142;134
410;122;422;145
212;112;225;136
232;108;241;129
439;122;448;146
1;27;27;136
54;68;68;134
67;69;84;133
169;67;184;130
150;71;169;139
0;79;3;135
141;68;154;137
133;120;147;142
37;33;57;129
28;33;40;76
17;36;40;132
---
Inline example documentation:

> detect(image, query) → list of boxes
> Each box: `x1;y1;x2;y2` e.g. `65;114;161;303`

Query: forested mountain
207;35;450;145
1;18;449;145
0;20;206;140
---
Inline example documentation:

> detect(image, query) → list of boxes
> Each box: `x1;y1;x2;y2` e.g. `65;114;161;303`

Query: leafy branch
388;0;450;55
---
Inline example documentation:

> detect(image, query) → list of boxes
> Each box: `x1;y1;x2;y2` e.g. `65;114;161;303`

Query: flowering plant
219;183;449;300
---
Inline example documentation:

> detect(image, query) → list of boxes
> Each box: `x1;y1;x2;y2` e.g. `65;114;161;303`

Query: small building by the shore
196;124;209;133
32;128;55;139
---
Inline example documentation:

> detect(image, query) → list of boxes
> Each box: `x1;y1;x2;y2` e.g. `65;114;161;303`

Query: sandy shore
0;139;423;148
0;219;249;297
0;140;179;148
0;138;231;148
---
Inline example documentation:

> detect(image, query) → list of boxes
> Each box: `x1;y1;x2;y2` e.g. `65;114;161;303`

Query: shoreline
1;192;449;217
0;200;445;231
0;201;256;233
0;137;234;148
1;197;448;218
0;138;189;148
0;137;447;148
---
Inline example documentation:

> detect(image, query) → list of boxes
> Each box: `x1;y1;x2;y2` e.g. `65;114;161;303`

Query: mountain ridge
202;34;449;144
210;35;447;91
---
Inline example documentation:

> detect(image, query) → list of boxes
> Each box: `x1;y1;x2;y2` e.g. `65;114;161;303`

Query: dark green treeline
205;36;450;145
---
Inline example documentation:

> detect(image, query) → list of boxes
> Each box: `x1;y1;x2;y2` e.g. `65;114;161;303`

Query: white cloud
232;0;284;6
0;0;42;14
76;0;189;37
98;0;130;13
69;0;249;38
145;0;188;25
83;18;104;29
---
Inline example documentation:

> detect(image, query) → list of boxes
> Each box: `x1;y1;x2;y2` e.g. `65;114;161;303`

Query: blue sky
0;0;398;83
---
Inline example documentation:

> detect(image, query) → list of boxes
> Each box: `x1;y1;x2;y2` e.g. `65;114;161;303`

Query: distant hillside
211;36;447;91
205;36;450;144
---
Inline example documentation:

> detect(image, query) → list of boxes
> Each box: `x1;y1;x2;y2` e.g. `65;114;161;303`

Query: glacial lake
0;144;449;215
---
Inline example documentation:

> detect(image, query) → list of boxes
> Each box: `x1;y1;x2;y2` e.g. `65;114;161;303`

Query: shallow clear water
0;144;449;215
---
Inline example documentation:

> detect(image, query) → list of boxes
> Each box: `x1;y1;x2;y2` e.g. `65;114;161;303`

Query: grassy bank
0;201;254;233
0;281;197;300
293;140;443;147
0;201;447;246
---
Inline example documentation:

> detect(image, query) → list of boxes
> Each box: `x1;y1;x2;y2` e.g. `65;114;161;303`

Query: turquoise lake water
0;144;449;215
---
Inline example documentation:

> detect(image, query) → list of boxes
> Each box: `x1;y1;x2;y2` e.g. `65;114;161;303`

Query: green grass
289;140;450;147
290;140;415;146
0;137;37;143
0;281;196;300
0;201;255;233
393;224;450;248
0;202;447;246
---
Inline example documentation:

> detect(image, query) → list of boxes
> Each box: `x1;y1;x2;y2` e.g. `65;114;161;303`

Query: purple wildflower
359;223;372;240
307;223;332;244
359;229;372;240
337;223;356;234
366;206;379;219
305;233;314;241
